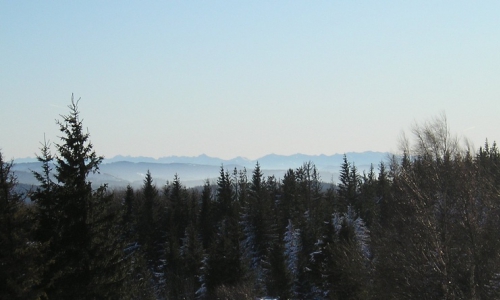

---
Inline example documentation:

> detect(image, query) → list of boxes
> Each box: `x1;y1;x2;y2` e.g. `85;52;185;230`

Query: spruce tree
337;155;361;213
139;170;156;248
164;174;190;299
283;219;301;298
32;96;126;299
179;221;204;298
122;184;136;230
198;180;214;250
0;151;43;299
280;169;301;229
204;166;244;295
359;164;378;228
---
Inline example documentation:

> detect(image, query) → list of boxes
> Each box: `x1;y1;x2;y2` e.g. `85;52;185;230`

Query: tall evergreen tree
214;165;233;221
240;162;280;294
32;139;58;246
166;174;188;245
337;155;361;213
121;184;139;246
199;180;214;250
139;170;157;248
164;174;190;299
283;219;301;298
119;184;156;300
203;166;244;296
179;221;204;298
32;96;126;299
359;164;379;228
337;154;352;212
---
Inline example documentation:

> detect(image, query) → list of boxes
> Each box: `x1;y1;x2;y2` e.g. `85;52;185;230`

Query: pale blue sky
1;1;499;160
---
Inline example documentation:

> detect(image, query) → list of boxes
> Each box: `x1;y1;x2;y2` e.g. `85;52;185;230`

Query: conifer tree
32;139;58;245
199;180;214;250
179;221;204;298
203;166;244;295
120;185;139;254
32;96;126;299
279;169;296;227
240;162;279;294
246;162;267;262
139;170;157;249
119;184;156;299
375;161;391;228
166;174;188;245
337;154;352;211
0;151;43;299
359;164;379;228
331;207;371;299
215;165;233;221
283;219;301;297
338;155;361;213
164;174;190;299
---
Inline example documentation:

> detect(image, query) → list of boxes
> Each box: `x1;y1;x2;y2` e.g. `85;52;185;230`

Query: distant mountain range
12;152;391;189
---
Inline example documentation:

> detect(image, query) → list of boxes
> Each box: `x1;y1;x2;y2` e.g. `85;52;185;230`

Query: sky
1;1;499;160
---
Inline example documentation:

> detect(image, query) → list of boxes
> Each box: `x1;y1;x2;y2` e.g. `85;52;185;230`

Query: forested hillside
2;99;500;299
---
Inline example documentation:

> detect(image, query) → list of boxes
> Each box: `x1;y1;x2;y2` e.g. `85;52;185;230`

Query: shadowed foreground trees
3;102;500;299
0;151;44;299
374;116;500;299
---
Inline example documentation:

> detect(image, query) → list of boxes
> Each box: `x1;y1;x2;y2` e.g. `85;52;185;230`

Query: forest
2;99;500;300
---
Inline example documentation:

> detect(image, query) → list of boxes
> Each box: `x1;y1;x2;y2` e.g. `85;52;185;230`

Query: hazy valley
13;151;389;189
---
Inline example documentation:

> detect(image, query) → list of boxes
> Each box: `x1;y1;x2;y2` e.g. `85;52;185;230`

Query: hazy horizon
2;2;499;161
11;149;390;163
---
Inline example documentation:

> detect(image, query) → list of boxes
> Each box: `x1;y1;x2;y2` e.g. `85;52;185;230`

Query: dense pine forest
2;99;500;300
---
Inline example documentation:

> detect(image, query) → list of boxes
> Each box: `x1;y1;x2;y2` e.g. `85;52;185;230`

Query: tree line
2;99;500;299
